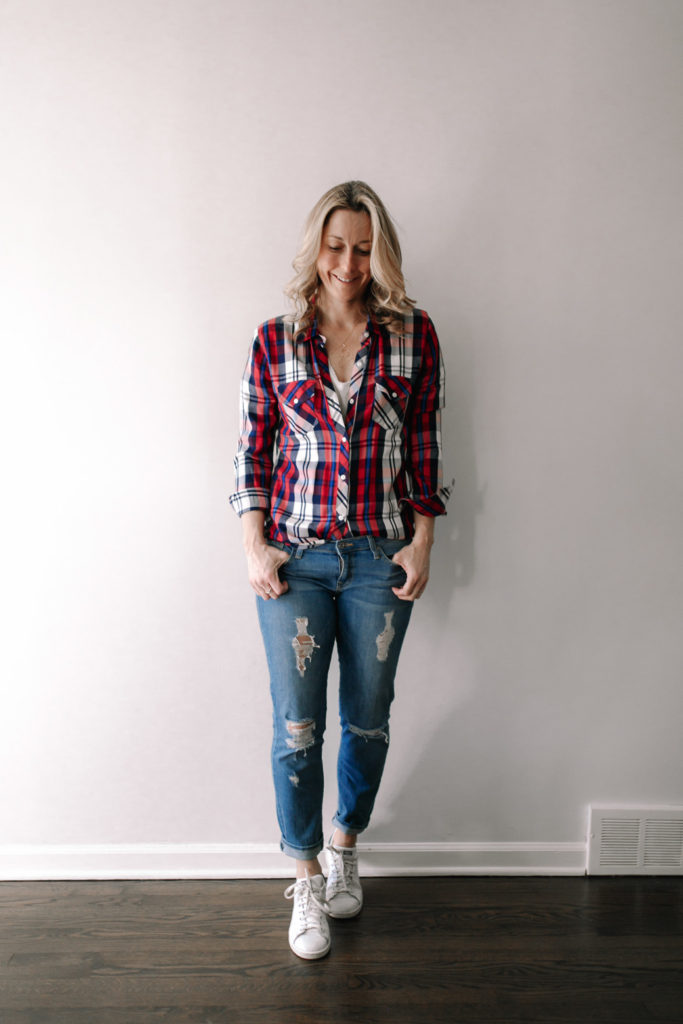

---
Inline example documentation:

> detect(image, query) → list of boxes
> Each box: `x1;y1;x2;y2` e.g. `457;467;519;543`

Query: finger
261;574;289;599
390;575;411;600
251;575;276;600
392;577;419;601
392;563;414;598
266;553;290;598
391;556;422;597
267;567;290;595
393;572;428;601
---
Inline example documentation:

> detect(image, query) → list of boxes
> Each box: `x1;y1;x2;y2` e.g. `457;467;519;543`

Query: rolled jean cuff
331;816;364;837
280;837;324;861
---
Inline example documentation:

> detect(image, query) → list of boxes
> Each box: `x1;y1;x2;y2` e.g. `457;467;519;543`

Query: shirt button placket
336;433;350;526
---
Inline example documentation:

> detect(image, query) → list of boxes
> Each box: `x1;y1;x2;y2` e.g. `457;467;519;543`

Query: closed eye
327;244;371;255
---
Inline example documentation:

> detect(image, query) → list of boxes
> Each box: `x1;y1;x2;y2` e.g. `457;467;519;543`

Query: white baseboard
0;841;586;880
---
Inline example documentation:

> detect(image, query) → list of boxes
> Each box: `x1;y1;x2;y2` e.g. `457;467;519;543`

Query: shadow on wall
441;326;484;595
365;322;487;839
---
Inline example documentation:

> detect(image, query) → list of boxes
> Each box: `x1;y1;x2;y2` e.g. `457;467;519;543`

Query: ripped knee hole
285;718;316;752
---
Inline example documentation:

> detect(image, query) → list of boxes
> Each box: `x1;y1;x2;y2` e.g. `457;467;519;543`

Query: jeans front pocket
375;538;407;566
267;540;294;572
374;541;409;588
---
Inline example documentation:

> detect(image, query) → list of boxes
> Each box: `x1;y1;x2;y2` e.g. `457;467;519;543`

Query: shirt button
342;436;348;443
340;473;346;481
348;397;354;405
392;391;398;398
293;398;299;404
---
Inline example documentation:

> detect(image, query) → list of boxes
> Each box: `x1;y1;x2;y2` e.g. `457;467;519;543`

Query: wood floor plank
0;877;681;1024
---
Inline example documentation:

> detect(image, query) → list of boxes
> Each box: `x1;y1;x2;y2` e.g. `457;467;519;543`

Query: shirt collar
298;311;376;345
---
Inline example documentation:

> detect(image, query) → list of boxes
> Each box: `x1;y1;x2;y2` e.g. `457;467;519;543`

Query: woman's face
316;208;372;308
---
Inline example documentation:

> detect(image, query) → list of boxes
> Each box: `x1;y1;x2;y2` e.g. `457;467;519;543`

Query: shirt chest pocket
277;379;322;434
372;375;412;431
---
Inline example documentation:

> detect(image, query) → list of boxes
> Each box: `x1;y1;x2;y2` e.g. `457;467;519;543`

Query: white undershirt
328;363;351;418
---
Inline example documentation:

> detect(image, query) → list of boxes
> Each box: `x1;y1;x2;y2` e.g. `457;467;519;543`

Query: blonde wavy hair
284;181;415;331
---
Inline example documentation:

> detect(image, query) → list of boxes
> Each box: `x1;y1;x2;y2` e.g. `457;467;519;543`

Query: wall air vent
587;805;683;875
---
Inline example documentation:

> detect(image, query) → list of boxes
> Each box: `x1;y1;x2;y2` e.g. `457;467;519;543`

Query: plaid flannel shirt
229;307;451;546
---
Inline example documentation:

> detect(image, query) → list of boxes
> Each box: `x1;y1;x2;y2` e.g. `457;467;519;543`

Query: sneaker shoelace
284;877;329;932
326;846;357;898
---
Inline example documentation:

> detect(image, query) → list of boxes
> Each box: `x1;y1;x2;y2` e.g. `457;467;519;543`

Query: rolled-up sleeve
402;316;452;517
229;330;278;516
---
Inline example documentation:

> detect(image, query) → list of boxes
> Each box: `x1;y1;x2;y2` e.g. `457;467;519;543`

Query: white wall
2;0;682;877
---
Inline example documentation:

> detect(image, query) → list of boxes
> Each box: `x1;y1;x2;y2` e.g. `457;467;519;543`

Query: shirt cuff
402;478;454;517
229;488;271;516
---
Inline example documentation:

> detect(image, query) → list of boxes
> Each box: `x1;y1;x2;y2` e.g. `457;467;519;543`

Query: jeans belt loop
367;536;381;560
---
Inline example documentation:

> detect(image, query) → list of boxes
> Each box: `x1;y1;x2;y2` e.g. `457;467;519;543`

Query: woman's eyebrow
327;234;372;244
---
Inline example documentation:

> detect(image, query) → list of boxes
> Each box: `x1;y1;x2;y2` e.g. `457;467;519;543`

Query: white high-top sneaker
284;874;331;959
325;843;363;918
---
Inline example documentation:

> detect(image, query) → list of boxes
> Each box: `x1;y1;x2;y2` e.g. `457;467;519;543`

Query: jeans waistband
273;535;405;560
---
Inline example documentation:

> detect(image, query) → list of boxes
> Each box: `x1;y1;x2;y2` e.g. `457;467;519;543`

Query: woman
230;181;450;959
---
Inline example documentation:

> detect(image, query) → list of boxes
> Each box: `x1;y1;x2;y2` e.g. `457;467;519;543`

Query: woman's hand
246;543;290;600
391;540;431;601
241;510;289;600
391;512;435;601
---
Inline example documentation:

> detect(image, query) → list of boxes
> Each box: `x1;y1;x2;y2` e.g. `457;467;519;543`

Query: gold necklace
321;315;364;352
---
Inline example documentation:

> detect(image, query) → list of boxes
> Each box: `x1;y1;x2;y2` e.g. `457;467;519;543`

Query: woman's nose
340;250;356;273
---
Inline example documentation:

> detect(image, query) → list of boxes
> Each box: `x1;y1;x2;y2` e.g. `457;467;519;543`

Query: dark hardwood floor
0;876;681;1023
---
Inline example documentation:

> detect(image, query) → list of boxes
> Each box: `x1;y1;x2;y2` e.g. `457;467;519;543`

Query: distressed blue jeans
257;536;414;860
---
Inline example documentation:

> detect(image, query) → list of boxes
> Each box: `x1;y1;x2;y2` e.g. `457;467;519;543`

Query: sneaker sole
325;899;363;920
289;939;331;960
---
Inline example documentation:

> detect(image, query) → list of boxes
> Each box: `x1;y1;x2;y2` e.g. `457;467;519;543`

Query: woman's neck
317;295;366;332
